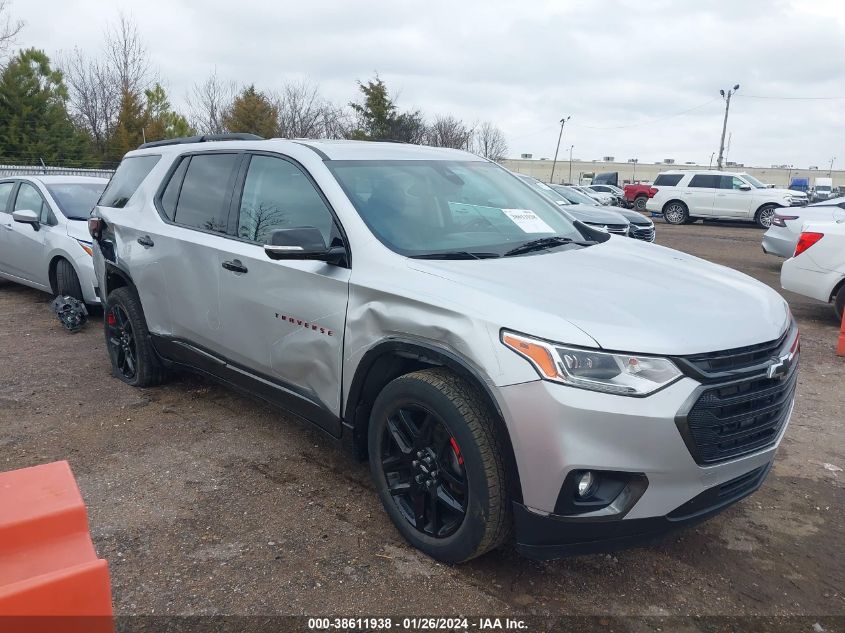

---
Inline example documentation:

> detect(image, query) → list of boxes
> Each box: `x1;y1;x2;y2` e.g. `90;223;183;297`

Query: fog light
576;471;596;498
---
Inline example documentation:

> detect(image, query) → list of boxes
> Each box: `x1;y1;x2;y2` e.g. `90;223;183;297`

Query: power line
568;98;721;130
736;94;845;100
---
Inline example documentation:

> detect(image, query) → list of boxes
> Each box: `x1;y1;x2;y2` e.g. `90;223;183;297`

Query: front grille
678;327;792;377
680;359;797;465
585;222;629;236
629;225;655;242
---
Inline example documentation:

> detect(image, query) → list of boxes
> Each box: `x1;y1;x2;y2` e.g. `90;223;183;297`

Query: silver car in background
0;175;108;303
90;137;796;563
762;197;845;257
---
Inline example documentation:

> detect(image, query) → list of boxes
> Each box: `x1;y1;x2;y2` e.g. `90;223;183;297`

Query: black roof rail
137;133;264;150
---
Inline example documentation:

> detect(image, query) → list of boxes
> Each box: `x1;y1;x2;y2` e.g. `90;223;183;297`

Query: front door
713;175;755;218
3;182;53;287
218;153;350;434
0;181;17;276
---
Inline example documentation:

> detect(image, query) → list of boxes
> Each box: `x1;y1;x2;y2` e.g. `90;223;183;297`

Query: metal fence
0;164;115;179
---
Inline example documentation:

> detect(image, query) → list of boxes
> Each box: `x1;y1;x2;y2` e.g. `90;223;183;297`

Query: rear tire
104;286;167;387
55;259;83;302
755;204;778;228
663;201;689;224
835;286;845;323
368;368;511;563
634;196;648;211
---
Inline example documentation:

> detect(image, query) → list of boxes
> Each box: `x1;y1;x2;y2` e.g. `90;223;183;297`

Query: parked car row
1;137;798;566
761;196;845;321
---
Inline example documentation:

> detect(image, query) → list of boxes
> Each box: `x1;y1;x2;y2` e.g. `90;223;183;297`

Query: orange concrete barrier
0;461;113;633
839;309;845;357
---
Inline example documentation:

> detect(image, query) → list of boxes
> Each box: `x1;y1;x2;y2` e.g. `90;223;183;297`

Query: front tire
104;287;166;387
368;368;511;563
663;201;689;224
755;204;778;228
55;259;83;301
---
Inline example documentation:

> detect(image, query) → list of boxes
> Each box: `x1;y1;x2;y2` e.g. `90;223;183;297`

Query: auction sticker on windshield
502;208;555;233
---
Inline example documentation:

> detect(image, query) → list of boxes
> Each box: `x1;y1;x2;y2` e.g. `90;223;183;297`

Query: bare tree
238;203;289;242
471;121;509;163
104;13;152;95
63;49;119;154
0;0;23;60
274;80;326;139
61;13;153;154
426;115;474;150
186;69;236;135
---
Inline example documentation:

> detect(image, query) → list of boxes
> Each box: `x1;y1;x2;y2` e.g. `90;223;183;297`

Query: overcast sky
12;0;845;167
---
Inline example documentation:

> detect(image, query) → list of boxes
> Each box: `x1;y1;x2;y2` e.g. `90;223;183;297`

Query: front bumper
496;371;791;556
514;461;772;558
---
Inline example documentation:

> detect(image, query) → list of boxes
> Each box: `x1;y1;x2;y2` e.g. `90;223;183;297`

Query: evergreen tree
107;87;145;161
143;83;193;141
0;48;93;166
349;75;426;143
222;85;278;138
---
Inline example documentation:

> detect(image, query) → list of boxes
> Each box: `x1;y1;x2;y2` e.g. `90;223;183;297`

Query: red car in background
624;182;658;211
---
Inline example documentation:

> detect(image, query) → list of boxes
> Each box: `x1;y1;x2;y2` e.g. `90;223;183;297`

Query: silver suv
90;136;798;562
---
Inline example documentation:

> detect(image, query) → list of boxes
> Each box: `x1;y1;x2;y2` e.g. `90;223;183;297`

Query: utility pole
550;116;570;184
568;144;574;184
829;157;836;176
716;84;739;170
631;158;638;182
708;152;715;169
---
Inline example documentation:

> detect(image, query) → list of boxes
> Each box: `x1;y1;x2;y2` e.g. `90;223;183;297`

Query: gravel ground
1;220;843;621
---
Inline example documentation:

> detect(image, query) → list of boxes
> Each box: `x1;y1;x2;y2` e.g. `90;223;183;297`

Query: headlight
502;331;683;396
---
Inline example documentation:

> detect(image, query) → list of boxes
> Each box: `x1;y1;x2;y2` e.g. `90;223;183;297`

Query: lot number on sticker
502;208;555;233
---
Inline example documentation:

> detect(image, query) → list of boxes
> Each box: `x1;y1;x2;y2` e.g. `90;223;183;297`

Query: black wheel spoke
379;402;468;539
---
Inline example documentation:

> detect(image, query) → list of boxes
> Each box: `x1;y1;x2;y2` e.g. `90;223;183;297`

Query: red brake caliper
449;437;464;465
106;311;116;326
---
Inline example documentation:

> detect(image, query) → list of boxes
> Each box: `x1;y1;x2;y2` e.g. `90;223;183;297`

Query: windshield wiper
410;251;500;260
503;236;592;257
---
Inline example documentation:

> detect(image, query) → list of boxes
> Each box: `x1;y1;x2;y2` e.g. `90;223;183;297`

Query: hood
65;219;92;242
768;187;806;198
603;206;652;225
408;238;789;355
558;203;629;225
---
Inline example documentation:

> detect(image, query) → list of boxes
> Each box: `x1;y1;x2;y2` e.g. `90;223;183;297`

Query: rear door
150;152;244;353
683;174;717;217
217;152;351;432
714;175;754;218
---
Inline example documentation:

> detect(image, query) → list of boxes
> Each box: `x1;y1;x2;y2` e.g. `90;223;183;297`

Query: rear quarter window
99;155;161;208
653;174;683;186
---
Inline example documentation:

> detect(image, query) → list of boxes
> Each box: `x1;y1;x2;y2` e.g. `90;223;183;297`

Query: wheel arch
830;275;845;304
661;198;687;212
102;262;136;299
755;202;782;215
343;339;523;503
47;254;74;294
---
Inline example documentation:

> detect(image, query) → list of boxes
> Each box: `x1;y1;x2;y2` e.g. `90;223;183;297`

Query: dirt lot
1;221;843;621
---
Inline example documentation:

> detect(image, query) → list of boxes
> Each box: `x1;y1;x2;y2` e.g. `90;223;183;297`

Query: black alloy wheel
107;305;137;380
380;403;468;538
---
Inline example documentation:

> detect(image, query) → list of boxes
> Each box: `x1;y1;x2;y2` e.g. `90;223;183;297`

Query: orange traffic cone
0;461;113;633
838;309;845;357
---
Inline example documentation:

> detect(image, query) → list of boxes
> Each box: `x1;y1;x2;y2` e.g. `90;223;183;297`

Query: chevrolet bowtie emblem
766;353;790;380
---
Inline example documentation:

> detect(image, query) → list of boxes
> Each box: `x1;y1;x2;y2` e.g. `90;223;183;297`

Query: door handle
137;235;154;248
222;259;248;274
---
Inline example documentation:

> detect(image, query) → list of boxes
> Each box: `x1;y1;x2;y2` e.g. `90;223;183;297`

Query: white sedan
781;220;845;321
762;197;845;257
0;175;108;304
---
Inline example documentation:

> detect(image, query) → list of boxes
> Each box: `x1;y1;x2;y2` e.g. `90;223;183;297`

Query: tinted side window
653;174;683;186
159;157;190;221
14;183;46;219
173;153;239;233
718;176;747;190
688;175;719;188
99;155;161;208
237;155;335;244
0;182;13;213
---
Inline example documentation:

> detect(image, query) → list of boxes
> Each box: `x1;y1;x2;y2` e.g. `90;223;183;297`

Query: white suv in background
647;170;808;228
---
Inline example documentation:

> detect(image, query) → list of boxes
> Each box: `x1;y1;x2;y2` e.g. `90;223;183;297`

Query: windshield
551;185;599;206
816;185;831;191
46;183;107;220
328;160;588;257
514;175;573;205
741;174;767;189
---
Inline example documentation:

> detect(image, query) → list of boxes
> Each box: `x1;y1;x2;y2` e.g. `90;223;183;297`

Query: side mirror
12;209;39;229
739;184;752;191
264;227;347;266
